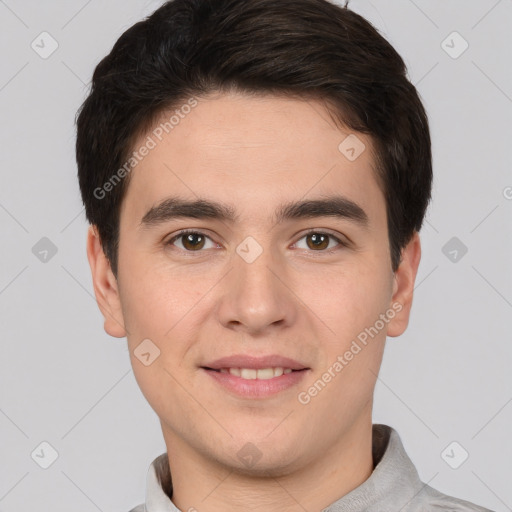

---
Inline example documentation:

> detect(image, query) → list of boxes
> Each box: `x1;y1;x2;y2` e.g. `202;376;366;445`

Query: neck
160;412;375;512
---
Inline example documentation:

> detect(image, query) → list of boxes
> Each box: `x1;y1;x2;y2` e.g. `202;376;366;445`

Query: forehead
120;92;386;230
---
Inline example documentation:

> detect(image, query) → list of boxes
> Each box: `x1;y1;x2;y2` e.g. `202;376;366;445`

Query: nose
215;238;297;335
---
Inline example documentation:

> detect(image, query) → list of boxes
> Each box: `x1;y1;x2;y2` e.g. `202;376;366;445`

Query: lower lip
202;368;309;399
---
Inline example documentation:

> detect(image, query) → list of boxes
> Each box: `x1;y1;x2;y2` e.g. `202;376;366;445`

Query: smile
202;367;309;398
214;367;294;379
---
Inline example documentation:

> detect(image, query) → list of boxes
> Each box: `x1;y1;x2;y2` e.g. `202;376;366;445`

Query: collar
143;424;426;512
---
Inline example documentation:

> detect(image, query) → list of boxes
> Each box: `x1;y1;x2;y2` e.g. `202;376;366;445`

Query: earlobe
386;231;422;338
86;225;127;338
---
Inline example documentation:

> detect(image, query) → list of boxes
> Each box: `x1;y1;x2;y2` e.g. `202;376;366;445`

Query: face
88;91;420;476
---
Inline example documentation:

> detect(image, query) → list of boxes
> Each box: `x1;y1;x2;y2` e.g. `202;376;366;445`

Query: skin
87;91;421;512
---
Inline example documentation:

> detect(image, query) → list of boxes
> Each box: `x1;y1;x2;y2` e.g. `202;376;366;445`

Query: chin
225;450;302;479
209;433;306;478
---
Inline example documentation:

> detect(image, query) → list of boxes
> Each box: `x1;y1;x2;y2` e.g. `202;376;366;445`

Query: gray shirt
129;423;494;511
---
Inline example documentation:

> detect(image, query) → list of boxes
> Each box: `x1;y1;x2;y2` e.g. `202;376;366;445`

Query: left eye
294;232;343;251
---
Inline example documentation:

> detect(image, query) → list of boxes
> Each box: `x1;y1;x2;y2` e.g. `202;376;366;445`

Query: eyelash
166;228;347;254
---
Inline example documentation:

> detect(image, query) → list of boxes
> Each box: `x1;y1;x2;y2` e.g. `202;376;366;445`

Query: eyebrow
139;195;369;230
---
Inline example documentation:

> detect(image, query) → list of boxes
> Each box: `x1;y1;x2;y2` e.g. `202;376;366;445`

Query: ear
386;231;422;337
86;225;127;338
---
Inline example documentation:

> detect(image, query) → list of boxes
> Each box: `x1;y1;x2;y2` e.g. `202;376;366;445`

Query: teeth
240;368;257;379
273;367;284;377
218;367;296;379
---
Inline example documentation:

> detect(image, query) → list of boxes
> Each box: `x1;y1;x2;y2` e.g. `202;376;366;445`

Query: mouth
200;354;310;398
202;367;305;380
200;365;310;399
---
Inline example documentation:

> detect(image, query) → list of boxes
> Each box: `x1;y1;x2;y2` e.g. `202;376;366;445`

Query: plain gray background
1;0;511;510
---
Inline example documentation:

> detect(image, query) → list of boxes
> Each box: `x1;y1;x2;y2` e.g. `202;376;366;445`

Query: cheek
129;351;199;437
321;265;391;396
302;279;388;422
299;261;391;343
119;260;213;401
120;268;199;420
118;252;199;340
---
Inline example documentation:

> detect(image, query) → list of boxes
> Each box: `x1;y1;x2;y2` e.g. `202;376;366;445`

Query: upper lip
202;354;309;370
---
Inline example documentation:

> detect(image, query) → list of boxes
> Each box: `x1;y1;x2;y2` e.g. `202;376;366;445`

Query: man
75;0;493;510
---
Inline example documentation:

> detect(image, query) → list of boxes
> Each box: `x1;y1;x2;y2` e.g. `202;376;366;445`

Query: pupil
185;233;204;250
309;233;328;250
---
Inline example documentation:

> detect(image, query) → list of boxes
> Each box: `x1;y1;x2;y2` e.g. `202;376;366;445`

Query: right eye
166;230;218;252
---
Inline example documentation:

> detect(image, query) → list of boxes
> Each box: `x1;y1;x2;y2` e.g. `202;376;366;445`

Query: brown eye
295;231;344;252
306;233;330;250
168;231;215;251
181;232;205;250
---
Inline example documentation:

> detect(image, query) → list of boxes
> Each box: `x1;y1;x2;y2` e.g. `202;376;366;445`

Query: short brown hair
76;0;432;276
